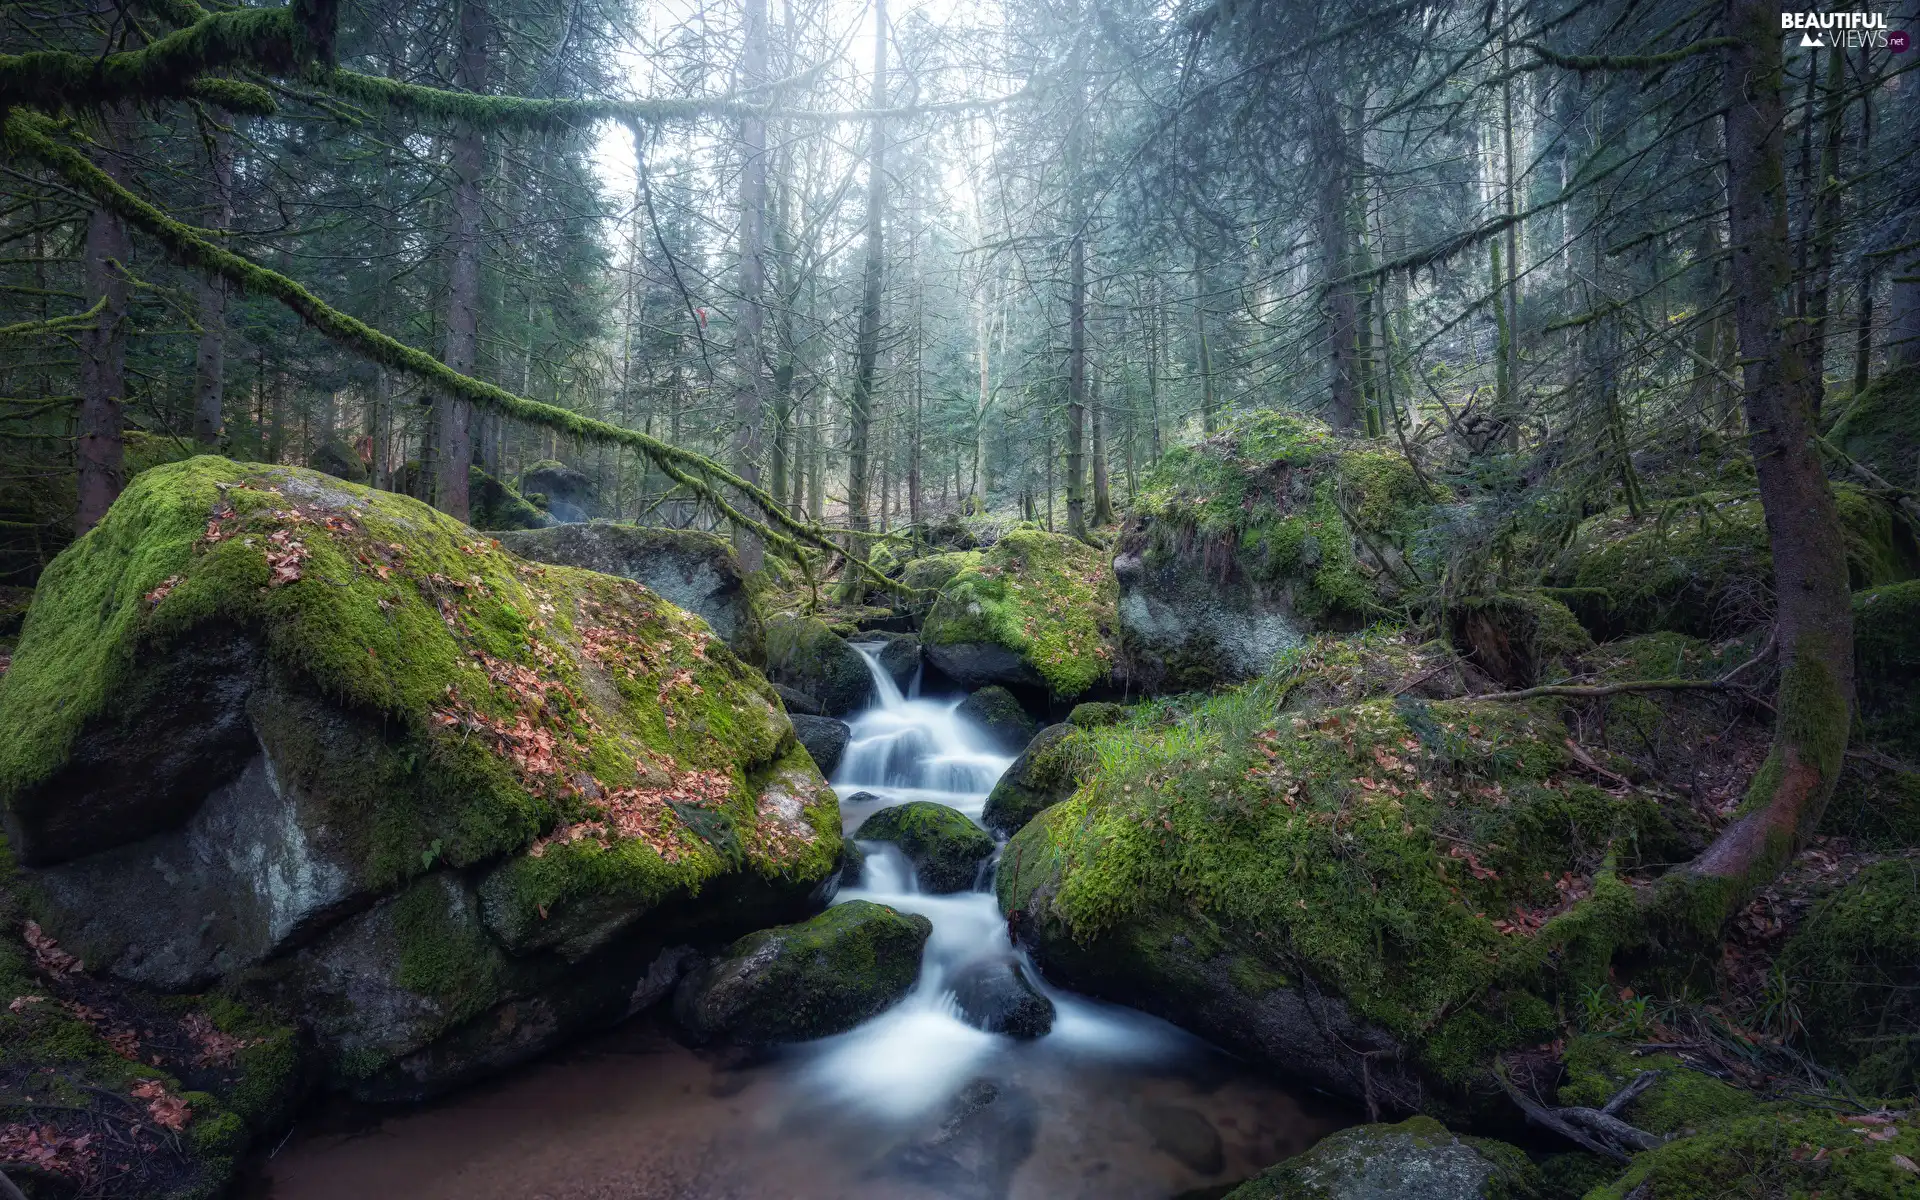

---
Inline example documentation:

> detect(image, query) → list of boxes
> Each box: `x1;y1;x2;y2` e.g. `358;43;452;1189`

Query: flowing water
261;646;1346;1200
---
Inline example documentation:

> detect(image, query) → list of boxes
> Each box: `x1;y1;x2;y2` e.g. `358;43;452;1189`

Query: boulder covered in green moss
1854;581;1920;760
997;635;1701;1108
922;528;1116;699
0;458;839;1100
1444;590;1592;689
764;614;872;715
981;723;1087;836
469;466;549;532
857;802;996;893
1830;363;1920;489
519;459;596;522
309;439;369;484
1551;486;1916;640
1067;701;1128;728
671;899;930;1043
899;550;981;595
497;522;766;664
1225;1116;1531;1200
1115;410;1434;693
956;685;1039;755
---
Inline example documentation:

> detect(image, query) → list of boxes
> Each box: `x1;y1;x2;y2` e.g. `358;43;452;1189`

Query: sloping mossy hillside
0;457;837;914
1554;485;1917;639
922;528;1117;698
998;628;1708;1086
1130;409;1436;623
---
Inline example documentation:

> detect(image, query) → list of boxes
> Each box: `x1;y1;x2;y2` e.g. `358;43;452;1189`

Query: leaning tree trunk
76;101;134;535
192;117;233;446
1666;0;1855;926
436;0;488;522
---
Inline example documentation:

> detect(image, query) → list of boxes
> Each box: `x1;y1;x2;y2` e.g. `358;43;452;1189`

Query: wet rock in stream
878;1078;1039;1200
947;958;1054;1038
855;802;996;893
791;713;852;776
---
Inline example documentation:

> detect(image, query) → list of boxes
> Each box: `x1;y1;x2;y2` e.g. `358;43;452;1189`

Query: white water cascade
798;643;1196;1121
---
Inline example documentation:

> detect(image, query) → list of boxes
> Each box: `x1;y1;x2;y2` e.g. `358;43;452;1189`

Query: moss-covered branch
0;7;311;112
1518;38;1738;73
1470;679;1731;703
3;109;903;590
0;294;106;339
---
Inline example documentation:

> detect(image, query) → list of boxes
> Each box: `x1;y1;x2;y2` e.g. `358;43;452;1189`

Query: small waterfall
834;644;1012;819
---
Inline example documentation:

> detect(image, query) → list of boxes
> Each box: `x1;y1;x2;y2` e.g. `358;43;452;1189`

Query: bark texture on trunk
845;0;888;542
77;102;135;535
1313;93;1359;430
1066;231;1087;539
436;0;488;521
1667;0;1855;927
192;120;233;446
731;0;770;571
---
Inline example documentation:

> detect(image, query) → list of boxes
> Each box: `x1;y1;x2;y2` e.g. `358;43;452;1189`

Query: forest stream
258;649;1347;1200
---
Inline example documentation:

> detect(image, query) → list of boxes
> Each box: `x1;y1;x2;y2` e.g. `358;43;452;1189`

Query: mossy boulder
956;685;1039;755
671;899;931;1043
1116;410;1435;693
519;459;596;522
1445;591;1592;689
496;522;766;664
309;439;369;484
469;467;548;532
1224;1116;1532;1200
899;550;981;595
1551;486;1917;640
1586;1103;1920;1199
0;458;838;1098
1777;858;1920;1097
790;714;851;777
764;614;872;716
997;632;1700;1108
1830;362;1920;489
981;723;1087;836
1853;581;1920;760
1068;701;1128;728
922;529;1116;700
857;802;997;893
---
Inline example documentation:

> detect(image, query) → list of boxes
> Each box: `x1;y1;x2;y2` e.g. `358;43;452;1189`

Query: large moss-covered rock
1552;486;1917;639
764;614;872;716
497;522;766;663
672;899;930;1043
0;458;838;1097
1116;411;1434;693
997;632;1701;1108
980;723;1086;836
900;550;981;595
922;529;1116;699
1830;363;1920;489
956;685;1039;755
519;459;596;522
469;467;548;532
857;802;997;893
1225;1117;1530;1200
1854;581;1920;760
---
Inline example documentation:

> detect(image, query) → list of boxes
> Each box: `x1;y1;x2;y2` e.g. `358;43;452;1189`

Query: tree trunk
76;102;134;535
192;119;233;447
732;0;770;571
1886;17;1920;368
1313;92;1359;430
1802;46;1845;417
1091;367;1114;526
1671;0;1855;921
1066;231;1088;539
436;0;488;522
1192;250;1217;434
845;0;888;543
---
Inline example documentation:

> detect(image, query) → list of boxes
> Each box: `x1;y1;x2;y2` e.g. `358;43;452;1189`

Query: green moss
1589;1103;1920;1199
856;801;995;892
1777;859;1920;1097
997;666;1689;1075
1133;411;1436;627
391;875;503;1022
763;613;869;713
922;528;1117;698
0;459;826;909
1068;702;1128;728
899;550;982;594
1853;582;1920;760
1558;1037;1757;1136
1830;362;1920;488
469;467;547;531
1559;487;1916;639
982;723;1090;835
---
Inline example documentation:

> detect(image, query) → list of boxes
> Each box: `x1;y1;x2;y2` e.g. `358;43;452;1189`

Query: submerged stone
857;802;996;894
672;899;931;1044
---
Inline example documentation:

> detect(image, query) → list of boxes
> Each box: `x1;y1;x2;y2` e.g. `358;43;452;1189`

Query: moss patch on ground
1852;581;1920;761
922;528;1117;698
1586;1102;1920;1199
